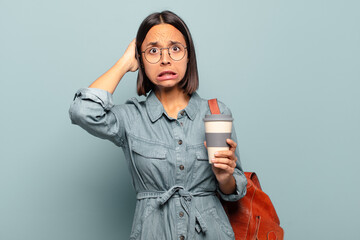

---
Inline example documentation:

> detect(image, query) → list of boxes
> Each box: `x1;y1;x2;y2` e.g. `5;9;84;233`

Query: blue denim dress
69;87;247;240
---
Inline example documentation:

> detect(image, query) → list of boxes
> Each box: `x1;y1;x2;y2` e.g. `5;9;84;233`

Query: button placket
172;119;186;187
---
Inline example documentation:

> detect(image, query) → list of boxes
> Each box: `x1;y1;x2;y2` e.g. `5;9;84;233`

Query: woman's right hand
122;39;139;72
88;39;139;94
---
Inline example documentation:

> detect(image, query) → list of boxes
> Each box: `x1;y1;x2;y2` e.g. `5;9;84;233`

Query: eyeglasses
141;43;187;64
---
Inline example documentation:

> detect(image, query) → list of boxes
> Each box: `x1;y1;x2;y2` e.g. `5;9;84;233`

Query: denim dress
68;87;247;240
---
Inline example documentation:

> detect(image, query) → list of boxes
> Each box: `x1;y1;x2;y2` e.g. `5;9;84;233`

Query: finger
226;139;237;151
212;162;234;172
214;150;235;159
204;141;207;148
212;158;237;168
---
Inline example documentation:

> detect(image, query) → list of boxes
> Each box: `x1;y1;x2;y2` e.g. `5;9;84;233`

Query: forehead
142;24;186;47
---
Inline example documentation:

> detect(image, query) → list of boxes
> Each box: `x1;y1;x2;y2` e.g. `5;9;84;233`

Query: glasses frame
140;43;188;64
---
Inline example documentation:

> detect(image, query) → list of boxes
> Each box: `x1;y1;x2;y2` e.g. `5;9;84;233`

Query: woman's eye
149;48;159;54
171;45;180;52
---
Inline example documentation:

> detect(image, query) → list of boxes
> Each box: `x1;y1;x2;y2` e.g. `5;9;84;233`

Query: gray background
1;0;359;239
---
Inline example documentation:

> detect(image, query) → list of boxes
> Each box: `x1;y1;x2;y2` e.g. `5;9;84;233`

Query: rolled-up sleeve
216;104;247;201
68;87;125;147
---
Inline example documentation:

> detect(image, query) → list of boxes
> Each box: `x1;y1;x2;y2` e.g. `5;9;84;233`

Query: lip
156;70;178;81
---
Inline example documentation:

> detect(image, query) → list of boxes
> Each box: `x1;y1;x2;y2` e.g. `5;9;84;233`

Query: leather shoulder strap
245;172;262;190
208;99;220;114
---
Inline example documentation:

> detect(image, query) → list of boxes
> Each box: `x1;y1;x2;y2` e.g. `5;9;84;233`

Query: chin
155;80;181;89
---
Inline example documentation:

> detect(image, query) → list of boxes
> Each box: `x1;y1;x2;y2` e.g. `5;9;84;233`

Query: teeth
160;72;174;77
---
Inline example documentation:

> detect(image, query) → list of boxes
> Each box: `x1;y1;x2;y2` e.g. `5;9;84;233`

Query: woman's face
141;24;188;91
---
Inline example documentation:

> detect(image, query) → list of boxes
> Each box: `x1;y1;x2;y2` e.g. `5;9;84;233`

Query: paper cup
203;114;233;164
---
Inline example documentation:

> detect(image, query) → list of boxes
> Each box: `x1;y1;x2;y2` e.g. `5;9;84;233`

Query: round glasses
141;43;187;64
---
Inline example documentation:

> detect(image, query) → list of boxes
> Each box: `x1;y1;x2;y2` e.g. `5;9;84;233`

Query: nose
160;48;171;65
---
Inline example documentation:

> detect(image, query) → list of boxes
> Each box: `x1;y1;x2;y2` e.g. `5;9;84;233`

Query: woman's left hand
204;139;238;192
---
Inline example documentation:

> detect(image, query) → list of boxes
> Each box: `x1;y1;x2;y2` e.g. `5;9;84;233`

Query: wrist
119;52;138;72
218;175;236;195
117;56;131;71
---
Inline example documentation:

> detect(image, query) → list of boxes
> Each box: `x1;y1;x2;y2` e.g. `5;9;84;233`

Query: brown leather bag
208;99;284;240
221;172;284;240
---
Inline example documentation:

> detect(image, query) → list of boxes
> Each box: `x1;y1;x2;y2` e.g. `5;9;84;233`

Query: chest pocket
130;138;169;190
196;148;209;161
189;146;216;191
131;139;167;159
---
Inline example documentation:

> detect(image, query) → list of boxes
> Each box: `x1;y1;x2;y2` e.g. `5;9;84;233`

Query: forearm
89;57;129;94
89;39;138;94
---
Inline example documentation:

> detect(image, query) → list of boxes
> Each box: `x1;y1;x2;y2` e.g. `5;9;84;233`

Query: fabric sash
137;186;215;238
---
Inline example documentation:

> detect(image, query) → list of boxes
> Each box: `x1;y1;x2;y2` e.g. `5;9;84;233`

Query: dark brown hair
135;10;199;96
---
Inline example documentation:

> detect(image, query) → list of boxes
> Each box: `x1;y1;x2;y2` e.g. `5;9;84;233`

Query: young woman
69;10;247;240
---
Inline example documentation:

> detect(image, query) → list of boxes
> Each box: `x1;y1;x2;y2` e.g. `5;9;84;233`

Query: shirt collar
146;90;201;123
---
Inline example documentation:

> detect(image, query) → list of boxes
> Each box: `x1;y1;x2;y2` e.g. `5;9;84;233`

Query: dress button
179;211;184;217
180;110;185;116
178;139;183;145
180;235;185;240
179;165;184;170
180;122;183;126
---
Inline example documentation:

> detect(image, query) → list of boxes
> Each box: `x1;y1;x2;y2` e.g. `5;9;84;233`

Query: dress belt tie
137;185;215;238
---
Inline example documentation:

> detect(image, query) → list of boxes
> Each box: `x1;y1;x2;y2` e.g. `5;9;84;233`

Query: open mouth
158;71;177;77
157;71;178;81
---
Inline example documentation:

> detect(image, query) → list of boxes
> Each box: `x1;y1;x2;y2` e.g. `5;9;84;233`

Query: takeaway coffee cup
203;114;233;164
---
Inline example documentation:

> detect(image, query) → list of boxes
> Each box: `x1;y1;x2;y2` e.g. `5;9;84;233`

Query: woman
69;10;247;240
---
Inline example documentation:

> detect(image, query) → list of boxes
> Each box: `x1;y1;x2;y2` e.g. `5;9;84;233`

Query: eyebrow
146;42;158;47
145;41;183;47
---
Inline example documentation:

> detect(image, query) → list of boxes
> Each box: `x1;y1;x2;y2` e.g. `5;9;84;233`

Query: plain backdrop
1;0;359;239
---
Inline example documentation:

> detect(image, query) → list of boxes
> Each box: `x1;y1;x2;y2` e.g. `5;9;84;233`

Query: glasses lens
144;44;186;64
169;44;186;61
145;47;160;64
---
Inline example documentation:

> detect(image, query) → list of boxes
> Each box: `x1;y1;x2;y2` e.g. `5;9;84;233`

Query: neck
154;86;191;118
